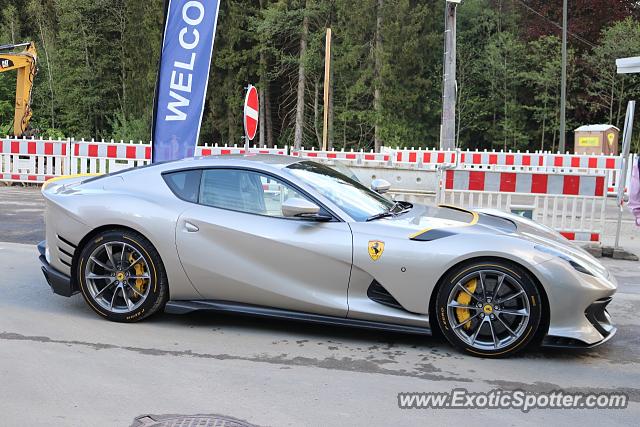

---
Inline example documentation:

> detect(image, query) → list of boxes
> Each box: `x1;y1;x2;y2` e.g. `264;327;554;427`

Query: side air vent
57;234;77;249
56;234;77;268
367;281;403;310
58;246;74;259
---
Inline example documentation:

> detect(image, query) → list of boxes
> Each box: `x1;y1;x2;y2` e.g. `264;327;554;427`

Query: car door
174;167;352;317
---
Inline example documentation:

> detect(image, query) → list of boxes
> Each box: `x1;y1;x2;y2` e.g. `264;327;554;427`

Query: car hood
476;208;610;279
379;204;609;278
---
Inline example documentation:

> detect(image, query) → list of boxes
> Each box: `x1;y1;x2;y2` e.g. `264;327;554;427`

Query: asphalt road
1;185;640;426
0;185;45;244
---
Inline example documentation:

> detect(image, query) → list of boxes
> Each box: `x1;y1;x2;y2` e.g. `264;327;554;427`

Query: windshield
286;161;395;221
326;160;361;183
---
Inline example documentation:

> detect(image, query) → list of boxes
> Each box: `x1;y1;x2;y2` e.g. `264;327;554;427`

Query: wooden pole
322;28;332;151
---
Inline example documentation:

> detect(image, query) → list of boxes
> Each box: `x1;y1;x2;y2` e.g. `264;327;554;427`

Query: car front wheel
435;260;542;357
77;230;168;322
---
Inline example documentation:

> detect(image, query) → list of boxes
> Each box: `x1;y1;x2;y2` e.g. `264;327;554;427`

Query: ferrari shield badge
368;240;385;261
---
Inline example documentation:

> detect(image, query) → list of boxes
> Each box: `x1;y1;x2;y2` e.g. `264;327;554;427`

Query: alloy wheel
446;269;531;351
84;241;151;314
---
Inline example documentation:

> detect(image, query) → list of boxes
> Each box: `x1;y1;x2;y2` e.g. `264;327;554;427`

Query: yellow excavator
0;42;37;136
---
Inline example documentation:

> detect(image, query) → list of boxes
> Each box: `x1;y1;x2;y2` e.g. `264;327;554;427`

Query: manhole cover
131;414;259;427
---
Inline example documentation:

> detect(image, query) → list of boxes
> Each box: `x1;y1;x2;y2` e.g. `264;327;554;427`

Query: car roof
209;154;303;166
164;154;305;170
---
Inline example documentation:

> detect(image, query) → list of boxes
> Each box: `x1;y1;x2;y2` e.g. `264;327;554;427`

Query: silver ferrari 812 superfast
39;155;617;357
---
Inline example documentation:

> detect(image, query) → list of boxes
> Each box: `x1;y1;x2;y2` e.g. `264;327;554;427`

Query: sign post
615;100;635;248
243;84;259;152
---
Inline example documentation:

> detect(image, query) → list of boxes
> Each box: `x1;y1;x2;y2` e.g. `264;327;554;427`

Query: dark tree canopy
1;0;639;152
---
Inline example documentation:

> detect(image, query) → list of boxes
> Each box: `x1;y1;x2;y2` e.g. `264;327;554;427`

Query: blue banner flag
152;0;220;162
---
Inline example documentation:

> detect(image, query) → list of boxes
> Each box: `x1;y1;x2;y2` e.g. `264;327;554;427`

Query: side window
163;169;202;202
199;169;312;217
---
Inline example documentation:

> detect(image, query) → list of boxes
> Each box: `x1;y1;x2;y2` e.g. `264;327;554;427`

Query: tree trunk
9;18;15;44
541;116;546;151
328;52;334;150
293;2;309;150
34;13;56;129
616;78;625;129
259;86;265;147
259;0;267;147
120;8;127;120
227;81;236;145
343;91;348;147
609;76;615;125
373;0;383;152
503;47;508;152
265;85;274;148
456;80;463;147
541;86;547;151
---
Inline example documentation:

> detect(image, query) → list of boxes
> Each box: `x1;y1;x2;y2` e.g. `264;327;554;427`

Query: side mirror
371;178;391;194
282;197;329;220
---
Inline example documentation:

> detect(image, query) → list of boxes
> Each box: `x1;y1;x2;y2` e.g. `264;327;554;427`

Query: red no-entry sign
244;85;259;141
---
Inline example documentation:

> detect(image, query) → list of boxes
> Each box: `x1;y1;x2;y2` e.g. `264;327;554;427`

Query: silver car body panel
176;204;352;316
41;155;617;346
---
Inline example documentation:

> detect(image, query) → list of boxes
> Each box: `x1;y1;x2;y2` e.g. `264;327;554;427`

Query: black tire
435;260;542;358
77;229;168;322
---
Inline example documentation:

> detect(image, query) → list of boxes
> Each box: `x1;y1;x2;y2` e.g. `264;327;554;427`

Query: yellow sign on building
578;136;600;147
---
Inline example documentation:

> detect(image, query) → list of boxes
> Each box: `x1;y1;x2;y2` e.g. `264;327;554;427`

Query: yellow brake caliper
455;278;477;330
128;253;147;299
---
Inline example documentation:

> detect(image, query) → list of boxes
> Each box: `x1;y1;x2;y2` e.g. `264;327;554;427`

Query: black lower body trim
165;300;432;336
38;240;77;297
541;328;617;349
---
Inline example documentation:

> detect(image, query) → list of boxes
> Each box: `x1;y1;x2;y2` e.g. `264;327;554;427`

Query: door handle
184;221;199;232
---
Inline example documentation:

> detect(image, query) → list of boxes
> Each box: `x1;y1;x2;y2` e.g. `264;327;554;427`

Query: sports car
38;155;617;357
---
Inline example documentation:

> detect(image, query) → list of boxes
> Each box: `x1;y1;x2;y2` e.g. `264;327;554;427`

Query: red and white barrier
196;144;287;157
384;147;628;196
393;149;455;167
434;169;607;242
0;137;626;242
291;147;628;193
443;170;605;197
292;148;391;165
70;139;151;175
0;138;69;182
459;151;546;169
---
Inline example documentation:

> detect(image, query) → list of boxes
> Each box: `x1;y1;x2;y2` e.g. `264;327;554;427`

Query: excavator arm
0;42;37;136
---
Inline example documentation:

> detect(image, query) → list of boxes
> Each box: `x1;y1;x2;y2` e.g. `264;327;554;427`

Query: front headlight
534;245;594;276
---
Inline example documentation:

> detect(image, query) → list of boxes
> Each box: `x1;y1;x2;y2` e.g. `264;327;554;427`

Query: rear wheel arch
73;225;138;278
428;256;550;344
73;225;170;303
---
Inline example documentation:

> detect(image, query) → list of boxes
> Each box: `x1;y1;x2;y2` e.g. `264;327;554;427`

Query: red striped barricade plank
444;170;605;197
73;141;150;161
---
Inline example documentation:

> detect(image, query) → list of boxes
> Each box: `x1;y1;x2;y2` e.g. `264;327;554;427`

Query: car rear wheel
435;260;542;357
77;230;168;322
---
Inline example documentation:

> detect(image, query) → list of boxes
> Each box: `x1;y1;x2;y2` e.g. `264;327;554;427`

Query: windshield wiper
366;211;395;221
393;200;413;213
366;201;414;221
